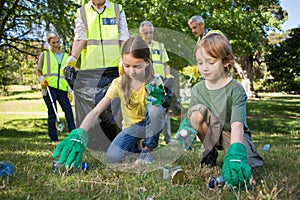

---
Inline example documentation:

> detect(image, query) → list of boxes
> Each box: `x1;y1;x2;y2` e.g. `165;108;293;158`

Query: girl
175;33;263;189
53;37;165;166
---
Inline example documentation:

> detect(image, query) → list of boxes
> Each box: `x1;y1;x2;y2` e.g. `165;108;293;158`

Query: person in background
139;21;173;144
37;32;76;142
64;0;130;147
53;37;167;166
175;33;263;189
188;15;222;43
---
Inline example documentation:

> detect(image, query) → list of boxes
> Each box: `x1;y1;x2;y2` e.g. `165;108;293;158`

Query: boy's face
196;47;227;82
122;53;149;81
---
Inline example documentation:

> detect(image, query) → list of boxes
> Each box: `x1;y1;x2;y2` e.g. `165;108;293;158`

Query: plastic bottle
208;175;225;189
146;73;165;102
0;161;14;178
151;73;164;88
174;129;196;150
261;144;270;152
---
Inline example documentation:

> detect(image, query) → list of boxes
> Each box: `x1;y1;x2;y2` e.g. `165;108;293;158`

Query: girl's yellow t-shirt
105;77;147;129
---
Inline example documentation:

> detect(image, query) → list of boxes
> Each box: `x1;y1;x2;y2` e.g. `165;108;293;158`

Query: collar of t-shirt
88;0;112;14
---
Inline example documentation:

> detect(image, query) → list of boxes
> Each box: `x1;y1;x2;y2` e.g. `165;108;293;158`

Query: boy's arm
222;121;251;189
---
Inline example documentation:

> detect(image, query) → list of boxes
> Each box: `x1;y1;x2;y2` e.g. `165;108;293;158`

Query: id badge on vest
152;49;161;55
102;17;117;25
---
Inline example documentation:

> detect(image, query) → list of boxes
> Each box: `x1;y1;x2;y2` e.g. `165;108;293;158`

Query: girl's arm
80;96;112;131
230;121;244;144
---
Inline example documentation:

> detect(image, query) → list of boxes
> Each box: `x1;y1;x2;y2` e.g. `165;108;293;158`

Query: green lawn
0;90;300;199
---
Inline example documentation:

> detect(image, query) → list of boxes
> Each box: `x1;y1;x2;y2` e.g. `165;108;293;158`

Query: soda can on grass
208;175;225;189
52;161;89;174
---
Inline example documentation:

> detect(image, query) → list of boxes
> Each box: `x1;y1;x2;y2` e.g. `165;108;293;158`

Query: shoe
135;149;154;165
200;149;218;167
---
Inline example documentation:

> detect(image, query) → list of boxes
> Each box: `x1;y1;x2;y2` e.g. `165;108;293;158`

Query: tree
0;0;78;90
0;0;288;96
265;27;300;92
120;0;287;97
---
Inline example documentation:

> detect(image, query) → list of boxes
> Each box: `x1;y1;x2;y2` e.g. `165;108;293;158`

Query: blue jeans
106;104;165;163
43;87;76;141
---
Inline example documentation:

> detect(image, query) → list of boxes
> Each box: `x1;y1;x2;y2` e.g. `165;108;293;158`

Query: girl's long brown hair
121;37;154;108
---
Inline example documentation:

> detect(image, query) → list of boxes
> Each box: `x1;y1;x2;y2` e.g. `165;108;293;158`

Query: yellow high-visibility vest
151;41;166;77
42;50;69;91
79;3;121;69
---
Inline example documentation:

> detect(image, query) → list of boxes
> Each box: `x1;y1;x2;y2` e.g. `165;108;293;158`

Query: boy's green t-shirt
190;79;251;135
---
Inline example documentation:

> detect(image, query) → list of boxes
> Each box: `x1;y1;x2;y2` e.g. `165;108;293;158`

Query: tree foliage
266;27;300;92
0;0;78;90
0;0;289;93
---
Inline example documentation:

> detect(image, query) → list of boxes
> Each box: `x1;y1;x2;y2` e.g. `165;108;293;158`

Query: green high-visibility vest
151;41;167;77
198;29;223;43
42;50;69;91
79;3;121;69
207;29;223;35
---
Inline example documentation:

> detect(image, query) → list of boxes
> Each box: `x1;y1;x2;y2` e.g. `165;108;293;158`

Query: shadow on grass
1;97;43;101
248;117;300;135
253;134;300;147
0;127;48;140
247;100;300;117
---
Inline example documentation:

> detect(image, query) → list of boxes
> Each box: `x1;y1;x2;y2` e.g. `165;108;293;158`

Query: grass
0;90;300;199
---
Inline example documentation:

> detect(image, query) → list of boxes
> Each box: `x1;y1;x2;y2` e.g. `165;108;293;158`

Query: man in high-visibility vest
65;0;129;150
139;21;173;144
188;15;223;43
37;32;76;142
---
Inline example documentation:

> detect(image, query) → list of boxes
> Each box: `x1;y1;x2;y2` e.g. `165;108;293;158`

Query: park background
1;0;300;199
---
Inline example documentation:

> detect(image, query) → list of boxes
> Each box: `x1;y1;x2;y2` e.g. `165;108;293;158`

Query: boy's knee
189;111;204;124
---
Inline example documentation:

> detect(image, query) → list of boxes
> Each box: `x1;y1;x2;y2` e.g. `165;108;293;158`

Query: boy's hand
174;118;197;150
222;142;252;189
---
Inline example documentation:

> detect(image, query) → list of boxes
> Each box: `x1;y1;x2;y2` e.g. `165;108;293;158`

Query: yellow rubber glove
61;55;78;77
67;87;73;103
41;79;48;88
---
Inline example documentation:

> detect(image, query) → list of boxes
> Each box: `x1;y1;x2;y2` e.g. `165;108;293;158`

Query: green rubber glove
146;83;166;105
222;142;252;189
174;118;198;150
53;128;88;168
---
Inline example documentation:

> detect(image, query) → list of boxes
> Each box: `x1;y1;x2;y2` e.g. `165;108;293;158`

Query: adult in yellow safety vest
37;32;76;142
65;0;129;150
139;21;173;144
188;15;223;43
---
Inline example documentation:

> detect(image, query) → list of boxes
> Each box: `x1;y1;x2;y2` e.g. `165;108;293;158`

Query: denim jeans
43;87;76;141
106;104;165;163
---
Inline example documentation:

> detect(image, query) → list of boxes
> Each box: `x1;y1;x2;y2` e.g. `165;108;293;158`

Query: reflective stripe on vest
79;3;121;69
151;41;166;77
42;50;69;91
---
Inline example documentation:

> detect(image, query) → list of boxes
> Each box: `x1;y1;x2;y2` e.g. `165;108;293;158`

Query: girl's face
122;53;149;81
49;37;60;51
196;47;227;83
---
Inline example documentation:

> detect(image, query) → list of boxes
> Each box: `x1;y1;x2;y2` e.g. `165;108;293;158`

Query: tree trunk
238;56;258;98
